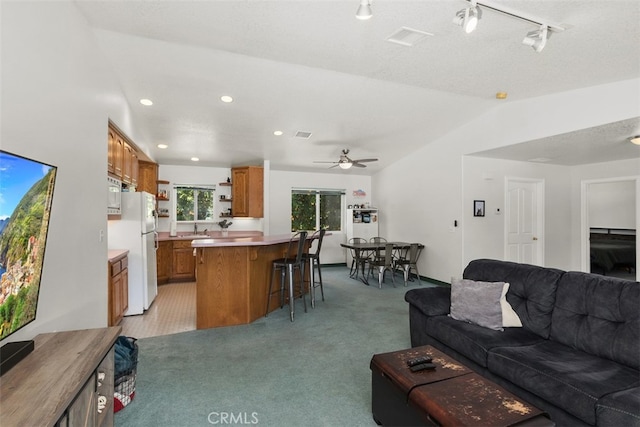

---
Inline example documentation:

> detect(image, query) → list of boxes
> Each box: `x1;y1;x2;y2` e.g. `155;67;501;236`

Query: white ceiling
75;0;640;174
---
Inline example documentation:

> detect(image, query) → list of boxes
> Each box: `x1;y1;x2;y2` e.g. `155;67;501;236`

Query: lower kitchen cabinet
108;252;129;326
157;240;172;284
172;240;196;281
156;240;196;284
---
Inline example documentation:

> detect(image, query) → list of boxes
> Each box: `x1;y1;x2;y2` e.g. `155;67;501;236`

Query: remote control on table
410;362;436;372
406;356;432;367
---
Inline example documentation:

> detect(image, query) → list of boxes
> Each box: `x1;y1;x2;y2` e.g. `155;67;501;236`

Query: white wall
157;164;263;234
374;79;640;283
1;2;137;341
588;181;636;229
269;170;371;264
462;157;572;270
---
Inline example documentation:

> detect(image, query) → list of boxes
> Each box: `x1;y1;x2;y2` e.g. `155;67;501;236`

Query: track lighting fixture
356;0;372;20
522;24;549;52
450;0;565;53
453;1;481;33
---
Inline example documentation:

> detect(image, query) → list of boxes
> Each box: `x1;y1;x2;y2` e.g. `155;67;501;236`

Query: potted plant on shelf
218;219;232;237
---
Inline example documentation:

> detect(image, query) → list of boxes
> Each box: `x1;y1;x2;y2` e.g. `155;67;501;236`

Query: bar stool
265;231;308;322
302;229;326;308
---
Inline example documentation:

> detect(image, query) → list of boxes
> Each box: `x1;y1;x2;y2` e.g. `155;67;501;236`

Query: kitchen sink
177;234;210;239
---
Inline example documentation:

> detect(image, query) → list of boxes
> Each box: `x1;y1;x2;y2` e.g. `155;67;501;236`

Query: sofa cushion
550;272;640;370
488;341;640;426
425;315;543;368
596;386;640;427
463;259;563;339
450;278;505;331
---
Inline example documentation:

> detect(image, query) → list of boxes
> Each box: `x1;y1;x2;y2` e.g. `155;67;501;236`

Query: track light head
356;0;372;20
522;24;549;52
453;2;481;33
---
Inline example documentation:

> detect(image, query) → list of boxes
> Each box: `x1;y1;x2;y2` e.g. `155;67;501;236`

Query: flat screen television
0;150;57;344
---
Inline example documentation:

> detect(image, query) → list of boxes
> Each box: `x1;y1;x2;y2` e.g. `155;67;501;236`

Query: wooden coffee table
370;345;554;426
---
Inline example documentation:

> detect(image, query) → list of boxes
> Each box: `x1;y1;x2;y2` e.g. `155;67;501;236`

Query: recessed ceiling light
191;157;199;162
220;96;233;103
140;99;153;106
273;130;283;136
157;144;168;149
629;135;640;145
496;92;508;100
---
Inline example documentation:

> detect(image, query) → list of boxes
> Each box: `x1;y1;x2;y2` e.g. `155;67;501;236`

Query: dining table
340;241;424;285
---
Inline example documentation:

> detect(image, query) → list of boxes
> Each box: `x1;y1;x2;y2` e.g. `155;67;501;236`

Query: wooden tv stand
0;326;121;426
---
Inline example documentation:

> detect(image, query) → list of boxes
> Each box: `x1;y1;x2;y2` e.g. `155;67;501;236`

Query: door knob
532;237;538;241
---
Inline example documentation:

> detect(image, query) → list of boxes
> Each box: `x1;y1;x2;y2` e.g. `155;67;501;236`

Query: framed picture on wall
474;200;485;217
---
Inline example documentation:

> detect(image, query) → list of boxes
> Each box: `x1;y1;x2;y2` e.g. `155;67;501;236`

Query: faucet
194;223;198;235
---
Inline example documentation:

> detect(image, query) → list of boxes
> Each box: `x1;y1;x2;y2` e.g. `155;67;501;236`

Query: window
174;185;216;222
291;188;344;231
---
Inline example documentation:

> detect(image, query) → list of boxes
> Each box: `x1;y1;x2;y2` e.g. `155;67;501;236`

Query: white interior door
505;178;544;265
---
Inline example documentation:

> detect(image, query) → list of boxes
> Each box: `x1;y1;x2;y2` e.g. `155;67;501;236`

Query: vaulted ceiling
75;0;640;173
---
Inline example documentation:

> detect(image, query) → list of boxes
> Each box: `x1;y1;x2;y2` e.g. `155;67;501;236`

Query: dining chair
394;243;422;286
348;237;369;279
265;231;308;321
367;243;396;288
302;229;326;308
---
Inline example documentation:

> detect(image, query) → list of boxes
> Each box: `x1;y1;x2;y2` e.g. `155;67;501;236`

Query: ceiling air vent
295;131;312;139
386;27;434;47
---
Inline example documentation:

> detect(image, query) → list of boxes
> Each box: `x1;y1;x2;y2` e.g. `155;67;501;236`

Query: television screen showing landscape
0;150;56;340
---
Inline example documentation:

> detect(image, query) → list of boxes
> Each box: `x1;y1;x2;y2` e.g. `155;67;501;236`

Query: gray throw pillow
450;278;505;331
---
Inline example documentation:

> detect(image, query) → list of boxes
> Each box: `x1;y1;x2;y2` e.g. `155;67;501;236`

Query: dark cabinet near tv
0;327;121;426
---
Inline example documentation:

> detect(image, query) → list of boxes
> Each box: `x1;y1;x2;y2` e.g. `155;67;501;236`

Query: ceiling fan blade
351;158;378;163
313;161;339;164
329;164;340;169
352;162;367;168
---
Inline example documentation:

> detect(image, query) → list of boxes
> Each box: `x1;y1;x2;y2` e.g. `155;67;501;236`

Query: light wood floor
119;282;196;339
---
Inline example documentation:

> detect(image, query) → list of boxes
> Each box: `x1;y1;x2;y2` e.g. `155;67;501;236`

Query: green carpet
115;266;435;427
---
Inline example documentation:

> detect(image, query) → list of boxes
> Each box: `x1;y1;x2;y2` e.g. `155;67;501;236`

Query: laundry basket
114;336;138;413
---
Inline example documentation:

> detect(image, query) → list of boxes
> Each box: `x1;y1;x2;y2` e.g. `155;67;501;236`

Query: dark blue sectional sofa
405;259;640;426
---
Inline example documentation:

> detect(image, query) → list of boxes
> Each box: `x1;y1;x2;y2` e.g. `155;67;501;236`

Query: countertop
157;231;263;241
108;249;129;262
191;234;303;248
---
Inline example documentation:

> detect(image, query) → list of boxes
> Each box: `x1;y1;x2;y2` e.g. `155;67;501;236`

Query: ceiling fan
314;149;378;169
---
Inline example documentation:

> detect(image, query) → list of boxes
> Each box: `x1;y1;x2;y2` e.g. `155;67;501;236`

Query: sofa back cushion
550;272;639;369
463;259;563;339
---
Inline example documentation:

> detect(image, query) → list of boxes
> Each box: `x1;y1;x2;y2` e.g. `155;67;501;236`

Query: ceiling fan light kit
314;149;378;170
629;135;640;146
359;0;565;53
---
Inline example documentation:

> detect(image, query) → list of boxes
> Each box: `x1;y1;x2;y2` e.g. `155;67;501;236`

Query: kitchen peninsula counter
192;234;308;329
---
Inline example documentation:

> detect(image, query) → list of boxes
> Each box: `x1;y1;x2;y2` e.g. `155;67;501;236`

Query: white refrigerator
108;191;158;315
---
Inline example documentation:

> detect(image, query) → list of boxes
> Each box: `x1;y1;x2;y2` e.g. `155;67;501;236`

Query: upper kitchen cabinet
231;166;263;218
108;125;124;179
137;161;158;195
122;142;138;186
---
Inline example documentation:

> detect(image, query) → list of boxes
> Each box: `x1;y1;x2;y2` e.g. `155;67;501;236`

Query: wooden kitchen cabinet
157;240;172;284
172;240;196;281
108;253;129;326
138;161;159;195
231;166;264;217
107;122;140;187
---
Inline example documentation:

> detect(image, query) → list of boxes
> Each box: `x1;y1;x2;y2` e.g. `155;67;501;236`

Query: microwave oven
107;176;122;215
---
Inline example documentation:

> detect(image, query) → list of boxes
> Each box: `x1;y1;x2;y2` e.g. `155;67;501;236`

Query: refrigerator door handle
154;231;159;250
